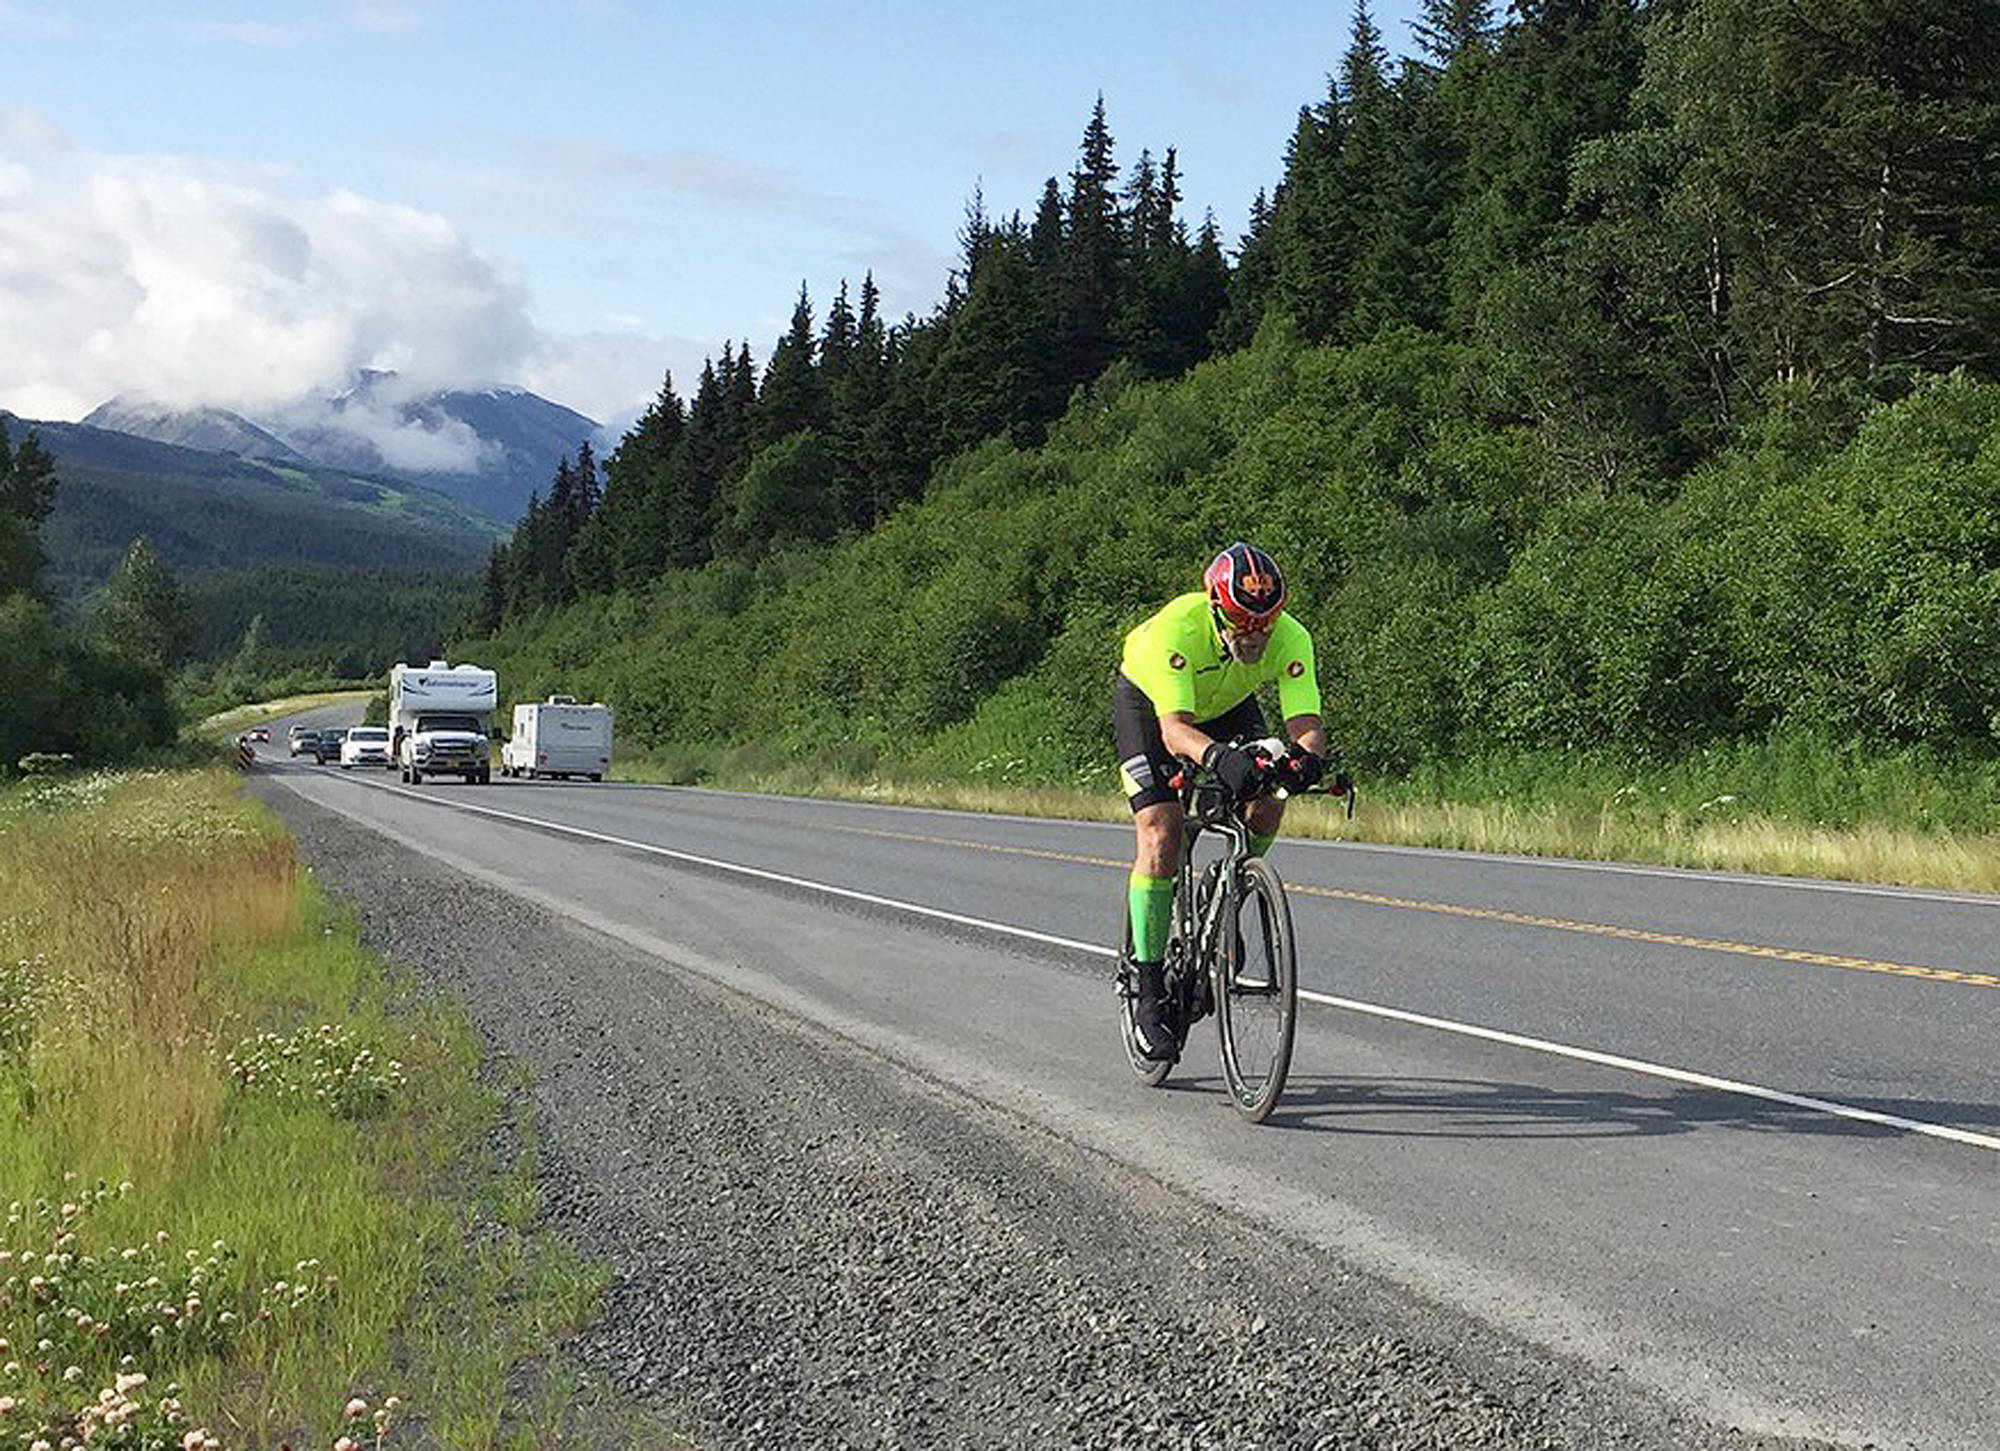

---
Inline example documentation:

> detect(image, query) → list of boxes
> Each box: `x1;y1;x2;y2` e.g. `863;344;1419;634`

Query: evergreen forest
0;422;178;767
457;2;2000;808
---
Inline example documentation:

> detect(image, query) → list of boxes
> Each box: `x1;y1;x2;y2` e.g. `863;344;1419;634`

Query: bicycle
1116;739;1353;1124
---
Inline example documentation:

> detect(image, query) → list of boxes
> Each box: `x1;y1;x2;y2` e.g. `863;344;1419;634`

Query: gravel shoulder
257;783;1839;1451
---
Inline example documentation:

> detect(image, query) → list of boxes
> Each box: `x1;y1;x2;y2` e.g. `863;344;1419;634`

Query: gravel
258;784;1842;1451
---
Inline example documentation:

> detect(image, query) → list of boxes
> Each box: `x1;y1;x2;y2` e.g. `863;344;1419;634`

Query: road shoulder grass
0;767;679;1449
612;740;2000;895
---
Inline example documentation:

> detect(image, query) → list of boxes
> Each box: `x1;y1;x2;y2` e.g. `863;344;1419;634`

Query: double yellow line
823;820;2000;991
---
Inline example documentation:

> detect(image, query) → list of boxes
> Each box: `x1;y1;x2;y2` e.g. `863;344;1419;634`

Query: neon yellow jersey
1119;592;1321;722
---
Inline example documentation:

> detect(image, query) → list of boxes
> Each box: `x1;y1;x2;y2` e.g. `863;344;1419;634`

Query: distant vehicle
389;660;496;785
339;725;393;770
248;726;270;743
314;730;345;765
501;695;613;781
289;727;319;758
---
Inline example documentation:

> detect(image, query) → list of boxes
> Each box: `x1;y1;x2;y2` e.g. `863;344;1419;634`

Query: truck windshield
418;715;483;733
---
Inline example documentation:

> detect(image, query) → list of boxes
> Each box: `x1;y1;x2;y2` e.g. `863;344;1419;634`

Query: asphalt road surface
254;721;1999;1449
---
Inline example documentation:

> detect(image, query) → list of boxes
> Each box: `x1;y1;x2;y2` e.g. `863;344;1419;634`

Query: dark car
314;730;346;764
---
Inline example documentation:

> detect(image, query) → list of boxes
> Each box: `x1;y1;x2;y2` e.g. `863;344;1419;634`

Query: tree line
472;0;1999;634
0;420;179;768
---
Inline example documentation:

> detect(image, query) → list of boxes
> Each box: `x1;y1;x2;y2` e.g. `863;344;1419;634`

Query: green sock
1248;831;1277;858
1128;871;1173;961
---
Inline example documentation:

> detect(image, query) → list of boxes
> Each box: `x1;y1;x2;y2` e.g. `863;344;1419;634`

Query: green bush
455;340;2000;806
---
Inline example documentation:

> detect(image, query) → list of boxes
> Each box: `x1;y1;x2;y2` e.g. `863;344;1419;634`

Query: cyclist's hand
1329;769;1354;797
1281;746;1326;791
1202;741;1265;798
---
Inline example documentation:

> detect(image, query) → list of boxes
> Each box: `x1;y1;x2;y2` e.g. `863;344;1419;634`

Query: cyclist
1114;542;1329;1060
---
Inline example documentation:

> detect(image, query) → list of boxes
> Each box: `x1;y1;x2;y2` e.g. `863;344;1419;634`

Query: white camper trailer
501;695;613;781
389;660;496;784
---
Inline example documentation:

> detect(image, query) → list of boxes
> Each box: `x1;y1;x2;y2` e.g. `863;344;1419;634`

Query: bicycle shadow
1246;1075;2000;1143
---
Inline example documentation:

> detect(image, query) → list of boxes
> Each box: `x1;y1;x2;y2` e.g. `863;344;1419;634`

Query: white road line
388;784;1103;956
352;778;2000;1155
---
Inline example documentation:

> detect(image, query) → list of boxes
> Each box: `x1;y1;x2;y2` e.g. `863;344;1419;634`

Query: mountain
82;375;602;523
79;398;305;463
14;414;505;606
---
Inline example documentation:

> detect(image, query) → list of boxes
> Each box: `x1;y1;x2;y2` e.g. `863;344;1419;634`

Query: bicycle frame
1172;782;1253;979
1160;772;1274;1042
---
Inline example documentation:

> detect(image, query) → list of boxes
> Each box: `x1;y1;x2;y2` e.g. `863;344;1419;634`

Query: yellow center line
822;820;2000;991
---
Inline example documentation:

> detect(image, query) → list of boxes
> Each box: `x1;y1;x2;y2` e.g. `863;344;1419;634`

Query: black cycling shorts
1111;670;1266;812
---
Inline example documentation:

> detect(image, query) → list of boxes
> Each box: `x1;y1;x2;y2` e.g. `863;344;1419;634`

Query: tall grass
0;770;663;1449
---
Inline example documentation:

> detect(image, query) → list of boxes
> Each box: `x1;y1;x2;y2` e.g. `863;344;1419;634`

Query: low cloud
265;387;502;476
0;121;660;425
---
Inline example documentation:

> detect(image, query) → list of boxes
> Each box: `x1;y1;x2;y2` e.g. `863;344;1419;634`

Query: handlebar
1167;738;1356;821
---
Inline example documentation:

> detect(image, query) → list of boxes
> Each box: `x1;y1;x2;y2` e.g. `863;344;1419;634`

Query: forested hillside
26;418;501;604
460;0;2000;799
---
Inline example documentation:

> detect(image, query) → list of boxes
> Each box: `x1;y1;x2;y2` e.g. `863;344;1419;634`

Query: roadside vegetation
445;5;2000;896
0;768;674;1448
471;347;2000;895
610;728;2000;894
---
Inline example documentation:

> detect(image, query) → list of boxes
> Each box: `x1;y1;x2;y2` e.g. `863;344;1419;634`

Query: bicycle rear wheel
1117;910;1175;1087
1214;857;1298;1123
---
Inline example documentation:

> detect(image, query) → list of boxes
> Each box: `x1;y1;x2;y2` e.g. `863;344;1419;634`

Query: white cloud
0;122;664;425
516;329;701;437
271;390;503;475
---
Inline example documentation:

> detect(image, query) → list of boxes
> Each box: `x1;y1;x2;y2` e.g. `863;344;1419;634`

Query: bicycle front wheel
1214;857;1298;1123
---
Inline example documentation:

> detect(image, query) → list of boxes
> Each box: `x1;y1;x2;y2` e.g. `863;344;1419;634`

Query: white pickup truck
389;660;496;785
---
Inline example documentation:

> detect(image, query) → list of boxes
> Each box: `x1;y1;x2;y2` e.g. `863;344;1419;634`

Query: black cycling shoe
1132;960;1179;1061
1186;969;1213;1026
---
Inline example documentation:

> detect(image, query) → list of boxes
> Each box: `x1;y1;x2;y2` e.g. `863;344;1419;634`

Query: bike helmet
1204;542;1286;633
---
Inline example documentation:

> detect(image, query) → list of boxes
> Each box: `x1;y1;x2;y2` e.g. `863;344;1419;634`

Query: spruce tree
932;222;1047;451
91;538;191;671
1054;96;1124;391
1113;149;1178;376
1446;0;1645;329
1028;178;1065;275
757;285;825;445
469;544;507;635
821;279;857;395
1267;86;1350;341
1215;188;1279;351
1411;0;1495;68
832;275;893;527
0;419;58;598
610;373;691;585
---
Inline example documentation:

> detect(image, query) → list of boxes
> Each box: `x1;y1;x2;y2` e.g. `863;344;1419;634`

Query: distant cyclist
1114;543;1329;1060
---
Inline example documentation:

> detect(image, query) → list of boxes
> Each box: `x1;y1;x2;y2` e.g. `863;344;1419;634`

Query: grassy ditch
0;768;675;1449
610;733;2000;894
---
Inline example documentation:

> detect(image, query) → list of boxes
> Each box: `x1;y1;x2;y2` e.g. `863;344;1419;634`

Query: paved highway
257;725;1999;1449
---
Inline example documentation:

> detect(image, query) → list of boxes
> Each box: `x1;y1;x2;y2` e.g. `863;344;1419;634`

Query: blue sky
1;0;1426;434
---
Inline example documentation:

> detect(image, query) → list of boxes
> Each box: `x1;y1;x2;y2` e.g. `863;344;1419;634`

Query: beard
1224;631;1269;664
